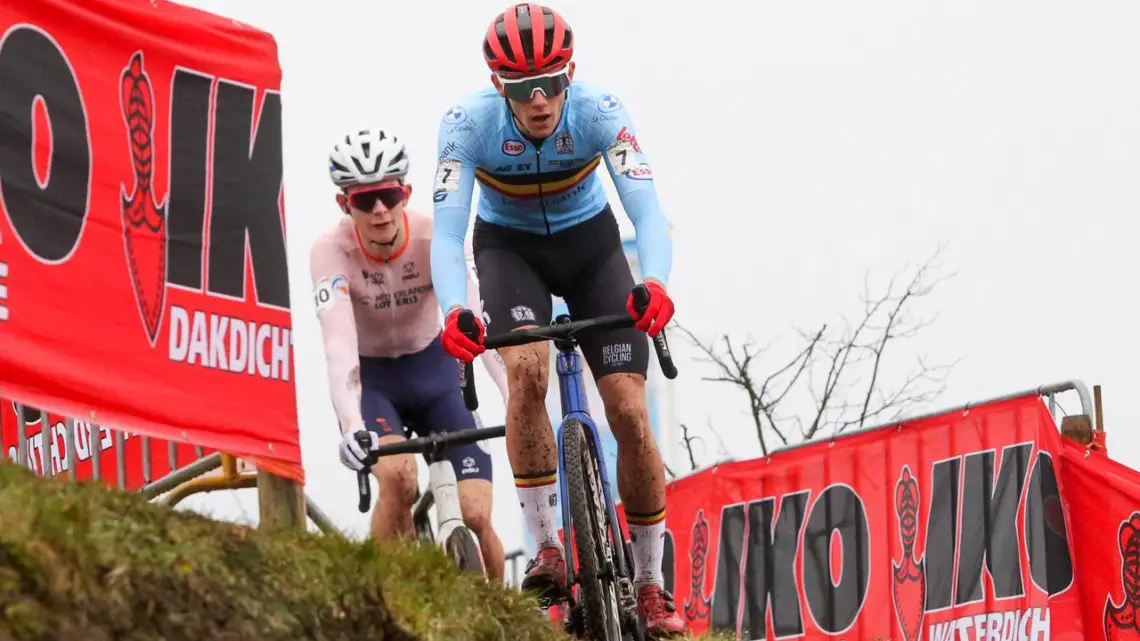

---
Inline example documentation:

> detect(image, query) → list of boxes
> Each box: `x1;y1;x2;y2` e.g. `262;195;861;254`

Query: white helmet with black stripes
328;127;409;188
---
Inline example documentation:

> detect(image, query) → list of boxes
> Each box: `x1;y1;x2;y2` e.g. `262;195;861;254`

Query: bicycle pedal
532;587;568;610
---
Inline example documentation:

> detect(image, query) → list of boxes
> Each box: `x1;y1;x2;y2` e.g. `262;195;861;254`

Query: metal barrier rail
5;407;205;484
505;549;527;588
2;404;339;534
767;379;1095;458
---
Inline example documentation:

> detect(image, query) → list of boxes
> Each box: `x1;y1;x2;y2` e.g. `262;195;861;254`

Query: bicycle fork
557;412;638;619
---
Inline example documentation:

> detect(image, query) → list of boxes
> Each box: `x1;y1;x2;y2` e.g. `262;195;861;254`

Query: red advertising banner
0;0;301;481
1;400;211;490
589;394;1090;640
1058;436;1140;641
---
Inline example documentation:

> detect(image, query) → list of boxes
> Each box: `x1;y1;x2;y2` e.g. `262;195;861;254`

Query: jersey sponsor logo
615;126;641;153
601;342;633;367
543;181;590;206
370;282;433;309
598;93;622;113
401;261;419;280
510;305;535;322
461;455;479;475
502;139;525;156
486;162;535;174
555;132;574;155
628;164;653;180
441;141;458;158
433;157;461;202
443;104;467;125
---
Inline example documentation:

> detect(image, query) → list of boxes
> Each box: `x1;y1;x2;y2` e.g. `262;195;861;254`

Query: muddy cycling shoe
520;545;568;607
637;585;686;637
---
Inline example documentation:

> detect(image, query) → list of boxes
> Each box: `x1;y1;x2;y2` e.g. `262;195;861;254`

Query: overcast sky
170;0;1140;575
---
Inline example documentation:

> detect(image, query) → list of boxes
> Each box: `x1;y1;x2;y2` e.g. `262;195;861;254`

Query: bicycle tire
564;419;623;641
445;526;485;575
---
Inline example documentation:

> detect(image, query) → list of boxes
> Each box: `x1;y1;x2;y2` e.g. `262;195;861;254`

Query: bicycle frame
414;454;467;549
552;337;631;589
355;424;506;553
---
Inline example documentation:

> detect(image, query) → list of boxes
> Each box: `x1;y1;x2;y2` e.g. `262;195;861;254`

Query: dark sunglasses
497;67;571;102
347;185;406;211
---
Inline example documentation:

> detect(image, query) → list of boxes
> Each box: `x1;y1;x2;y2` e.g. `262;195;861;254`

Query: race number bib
434;158;462;192
313;275;349;313
606;139;637;175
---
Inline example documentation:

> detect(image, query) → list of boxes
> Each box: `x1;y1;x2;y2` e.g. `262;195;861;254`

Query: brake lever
631;284;677;379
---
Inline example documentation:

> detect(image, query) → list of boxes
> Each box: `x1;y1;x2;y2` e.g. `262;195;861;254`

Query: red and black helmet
483;3;573;78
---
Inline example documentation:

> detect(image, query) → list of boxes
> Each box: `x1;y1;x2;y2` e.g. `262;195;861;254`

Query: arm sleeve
592;97;674;286
430;108;481;315
466;265;510;405
309;241;364;437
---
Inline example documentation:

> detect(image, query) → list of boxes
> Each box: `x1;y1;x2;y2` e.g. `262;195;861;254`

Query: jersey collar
354;211;410;263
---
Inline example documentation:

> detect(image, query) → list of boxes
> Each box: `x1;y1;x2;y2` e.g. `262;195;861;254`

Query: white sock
516;471;563;552
628;509;666;589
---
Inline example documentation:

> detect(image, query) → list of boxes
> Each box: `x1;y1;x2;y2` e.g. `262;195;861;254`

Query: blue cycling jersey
429;80;673;315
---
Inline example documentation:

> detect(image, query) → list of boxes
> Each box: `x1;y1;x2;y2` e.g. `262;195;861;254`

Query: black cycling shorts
359;335;492;482
472;206;648;380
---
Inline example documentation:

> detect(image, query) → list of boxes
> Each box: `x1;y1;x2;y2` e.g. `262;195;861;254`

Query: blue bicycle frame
453;284;678;594
552;336;630;587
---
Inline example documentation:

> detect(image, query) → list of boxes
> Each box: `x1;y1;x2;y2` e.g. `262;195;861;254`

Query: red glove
442;308;486;362
626;281;674;337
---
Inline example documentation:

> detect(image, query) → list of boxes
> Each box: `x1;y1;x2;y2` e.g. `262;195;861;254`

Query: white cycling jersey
309;208;508;436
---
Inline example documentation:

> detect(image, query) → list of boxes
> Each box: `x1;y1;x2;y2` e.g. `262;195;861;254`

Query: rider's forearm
317;307;366;436
430;207;471;314
625;190;673;287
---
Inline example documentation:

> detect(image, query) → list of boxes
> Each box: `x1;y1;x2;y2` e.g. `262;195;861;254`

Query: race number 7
606;140;636;174
435;158;462;193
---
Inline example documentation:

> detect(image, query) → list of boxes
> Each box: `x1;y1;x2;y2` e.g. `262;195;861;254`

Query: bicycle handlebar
354;424;506;513
457;283;677;412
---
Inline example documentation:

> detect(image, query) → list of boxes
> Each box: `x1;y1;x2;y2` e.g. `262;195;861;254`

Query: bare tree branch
679;423;703;471
679;245;958;452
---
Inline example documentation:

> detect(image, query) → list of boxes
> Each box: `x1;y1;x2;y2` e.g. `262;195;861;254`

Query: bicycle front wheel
445;526;485;575
564;418;623;641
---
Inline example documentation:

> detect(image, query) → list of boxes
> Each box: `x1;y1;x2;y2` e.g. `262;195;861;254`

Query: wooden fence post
257;469;305;531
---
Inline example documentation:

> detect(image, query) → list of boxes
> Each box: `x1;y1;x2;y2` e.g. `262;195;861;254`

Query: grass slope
0;462;564;641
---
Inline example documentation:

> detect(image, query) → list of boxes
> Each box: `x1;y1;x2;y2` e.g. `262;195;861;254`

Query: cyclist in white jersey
310;127;510;581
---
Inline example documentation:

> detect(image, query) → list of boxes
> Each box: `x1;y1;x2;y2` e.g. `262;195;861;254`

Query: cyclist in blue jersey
429;3;684;636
